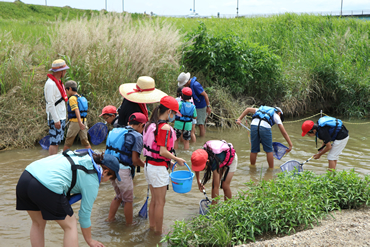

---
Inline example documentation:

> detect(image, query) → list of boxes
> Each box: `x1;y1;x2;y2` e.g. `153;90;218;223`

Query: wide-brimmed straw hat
49;59;70;72
119;76;167;104
177;72;191;87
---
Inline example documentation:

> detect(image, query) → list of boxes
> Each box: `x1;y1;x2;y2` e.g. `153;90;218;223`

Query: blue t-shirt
191;80;207;108
120;126;143;169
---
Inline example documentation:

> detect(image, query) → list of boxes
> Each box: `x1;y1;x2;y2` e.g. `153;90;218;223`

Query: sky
2;0;369;16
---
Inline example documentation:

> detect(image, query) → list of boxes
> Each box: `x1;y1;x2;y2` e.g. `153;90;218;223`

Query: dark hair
177;87;183;97
201;145;222;185
92;153;117;180
145;104;169;136
308;124;318;133
182;93;191;101
129;120;143;126
66;87;77;92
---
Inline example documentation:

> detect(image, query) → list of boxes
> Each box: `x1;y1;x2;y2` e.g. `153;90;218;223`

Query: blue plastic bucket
170;163;194;194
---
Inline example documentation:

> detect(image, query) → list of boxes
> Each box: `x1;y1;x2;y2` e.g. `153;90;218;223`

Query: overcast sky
3;0;369;16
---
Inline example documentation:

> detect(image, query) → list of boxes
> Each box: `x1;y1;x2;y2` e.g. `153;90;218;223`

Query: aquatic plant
162;169;370;246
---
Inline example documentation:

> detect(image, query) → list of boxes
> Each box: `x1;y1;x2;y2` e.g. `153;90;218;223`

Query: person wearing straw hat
44;59;70;155
177;72;211;137
118;76;167;127
236;106;293;168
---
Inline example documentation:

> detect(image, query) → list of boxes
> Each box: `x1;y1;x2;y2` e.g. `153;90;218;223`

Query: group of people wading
15;59;349;246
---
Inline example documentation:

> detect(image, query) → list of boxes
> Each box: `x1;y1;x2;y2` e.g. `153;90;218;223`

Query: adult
177;72;211;137
16;149;121;247
118;76;167;127
236;106;293;168
44;59;69;155
301;116;349;170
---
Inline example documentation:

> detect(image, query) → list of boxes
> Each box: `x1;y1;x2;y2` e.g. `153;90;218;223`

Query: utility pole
340;0;343;16
193;0;195;13
122;0;124;12
236;0;239;17
45;0;47;6
105;0;107;11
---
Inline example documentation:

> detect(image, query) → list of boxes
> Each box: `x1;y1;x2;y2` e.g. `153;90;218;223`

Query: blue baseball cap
101;154;121;181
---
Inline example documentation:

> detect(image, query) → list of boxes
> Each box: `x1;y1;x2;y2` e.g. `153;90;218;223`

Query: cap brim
192;164;205;171
302;131;307;137
116;172;121;181
119;83;167;104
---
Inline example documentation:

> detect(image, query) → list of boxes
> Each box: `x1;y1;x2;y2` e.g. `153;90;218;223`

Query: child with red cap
143;95;187;235
301;116;349;170
174;87;197;150
191;140;238;204
99;105;121;128
105;112;147;225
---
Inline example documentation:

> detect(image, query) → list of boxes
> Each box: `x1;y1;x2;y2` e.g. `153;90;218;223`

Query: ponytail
201;146;221;185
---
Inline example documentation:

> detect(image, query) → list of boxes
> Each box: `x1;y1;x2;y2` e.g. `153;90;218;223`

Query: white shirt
44;78;66;122
251;112;282;129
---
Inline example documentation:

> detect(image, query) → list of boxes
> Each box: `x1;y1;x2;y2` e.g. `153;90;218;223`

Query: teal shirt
174;101;197;131
25;153;100;228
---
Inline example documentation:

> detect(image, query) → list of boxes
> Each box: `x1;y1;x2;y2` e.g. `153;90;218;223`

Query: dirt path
238;207;370;247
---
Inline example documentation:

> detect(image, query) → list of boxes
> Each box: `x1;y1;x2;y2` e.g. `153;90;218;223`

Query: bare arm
131;151;145;167
236;108;257;125
200;91;211;114
314;142;332;159
277;124;293;152
195;171;205;192
81;227;105;247
159;124;186;166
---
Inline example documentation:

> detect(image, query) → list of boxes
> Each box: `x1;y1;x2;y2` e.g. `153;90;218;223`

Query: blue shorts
48;119;66;146
250;125;273;153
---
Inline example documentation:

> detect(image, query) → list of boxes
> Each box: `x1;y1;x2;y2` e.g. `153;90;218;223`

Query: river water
1;118;369;247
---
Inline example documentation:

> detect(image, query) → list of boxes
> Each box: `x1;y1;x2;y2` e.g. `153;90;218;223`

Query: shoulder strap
54;96;64;106
62;149;97;199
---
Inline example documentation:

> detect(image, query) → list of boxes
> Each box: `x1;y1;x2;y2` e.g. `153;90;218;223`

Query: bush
162;169;370;246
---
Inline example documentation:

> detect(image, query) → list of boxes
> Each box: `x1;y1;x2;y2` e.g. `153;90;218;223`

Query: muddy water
1;118;369;246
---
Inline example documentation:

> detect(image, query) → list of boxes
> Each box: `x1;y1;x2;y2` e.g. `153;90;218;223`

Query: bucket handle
172;162;191;173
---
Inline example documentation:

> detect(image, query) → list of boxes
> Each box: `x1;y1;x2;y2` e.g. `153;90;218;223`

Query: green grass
162;169;370;246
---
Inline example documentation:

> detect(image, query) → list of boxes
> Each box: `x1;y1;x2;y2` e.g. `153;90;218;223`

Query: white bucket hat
177;72;191;87
119;76;167;104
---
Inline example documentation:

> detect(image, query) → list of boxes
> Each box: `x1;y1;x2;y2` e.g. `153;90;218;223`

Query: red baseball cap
160;96;180;114
99;105;117;117
129;112;148;124
301;120;314;136
191;149;208;171
182;87;192;96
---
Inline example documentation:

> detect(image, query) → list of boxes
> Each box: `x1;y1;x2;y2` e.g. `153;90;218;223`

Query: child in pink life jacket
191;140;238;204
142;95;187;235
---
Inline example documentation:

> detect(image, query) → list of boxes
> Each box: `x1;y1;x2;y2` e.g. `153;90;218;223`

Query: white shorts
327;136;349;160
144;163;169;188
228;153;238;173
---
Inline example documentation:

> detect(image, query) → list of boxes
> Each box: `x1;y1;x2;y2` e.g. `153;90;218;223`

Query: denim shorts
250;125;273;153
48;119;66;146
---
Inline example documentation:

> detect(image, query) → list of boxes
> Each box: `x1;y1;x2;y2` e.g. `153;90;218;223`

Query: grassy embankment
0;1;370;149
162;170;370;246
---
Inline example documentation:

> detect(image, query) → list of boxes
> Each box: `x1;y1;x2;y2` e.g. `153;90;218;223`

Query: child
236;105;293;168
99;105;121;128
301;116;349;170
174;87;197;150
63;80;91;151
143;95;186;235
176;86;197;143
105;113;147;224
191;140;237;204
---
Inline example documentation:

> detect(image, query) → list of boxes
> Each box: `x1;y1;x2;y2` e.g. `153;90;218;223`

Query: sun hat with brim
301;120;315;137
101;154;121;181
99;105;117;117
160;96;180;114
191;149;208;172
177;72;191;87
49;59;70;72
119;76;167;104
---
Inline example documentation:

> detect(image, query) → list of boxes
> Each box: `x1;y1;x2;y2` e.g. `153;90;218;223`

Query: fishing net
88;122;108;145
272;142;288;160
280;160;303;173
39;135;50;150
199;199;211;215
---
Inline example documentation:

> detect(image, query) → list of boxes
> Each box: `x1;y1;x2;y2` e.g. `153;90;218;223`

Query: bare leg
199;124;206;137
106;197;122;222
328;160;337;171
84;145;91;149
174;140;179;150
266;152;274;168
250;152;258;165
151;185;167;235
27;211;47;247
191;124;196;143
62;145;70;152
184;140;190;150
148;185;156;230
56;215;78;247
49;145;59;155
222;172;235;201
123;202;133;225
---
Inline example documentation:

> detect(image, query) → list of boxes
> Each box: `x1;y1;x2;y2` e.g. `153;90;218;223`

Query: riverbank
238;206;370;247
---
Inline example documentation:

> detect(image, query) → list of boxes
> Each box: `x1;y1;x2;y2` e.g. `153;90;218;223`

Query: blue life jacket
68;94;88;119
179;101;195;123
317;116;343;141
190;77;200;103
105;127;135;176
252;106;279;126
